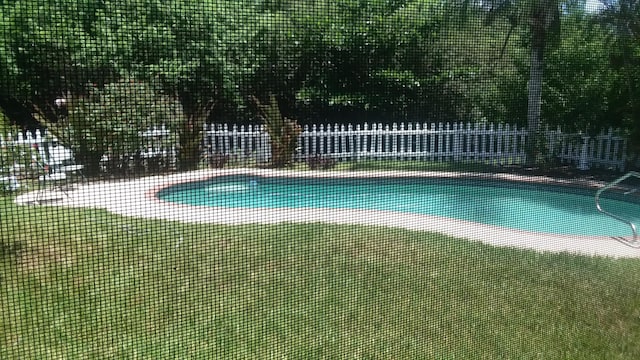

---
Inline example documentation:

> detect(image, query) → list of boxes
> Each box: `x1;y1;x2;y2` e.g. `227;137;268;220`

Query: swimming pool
157;175;640;237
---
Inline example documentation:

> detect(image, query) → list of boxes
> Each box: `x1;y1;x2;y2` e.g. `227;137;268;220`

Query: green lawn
2;196;640;358
336;159;513;173
278;159;511;173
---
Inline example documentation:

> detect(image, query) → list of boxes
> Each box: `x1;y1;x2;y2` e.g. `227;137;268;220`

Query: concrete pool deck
15;168;640;259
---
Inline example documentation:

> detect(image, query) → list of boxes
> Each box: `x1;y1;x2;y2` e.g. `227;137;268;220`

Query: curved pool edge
15;168;640;259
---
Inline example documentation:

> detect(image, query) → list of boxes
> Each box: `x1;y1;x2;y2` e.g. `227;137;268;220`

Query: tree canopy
0;0;638;164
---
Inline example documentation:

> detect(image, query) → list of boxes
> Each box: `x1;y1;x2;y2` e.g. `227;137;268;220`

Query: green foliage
543;16;614;133
597;0;640;160
252;94;301;167
43;80;178;176
0;0;639;168
2;0;109;120
0;125;40;181
142;0;237;169
0;110;9;133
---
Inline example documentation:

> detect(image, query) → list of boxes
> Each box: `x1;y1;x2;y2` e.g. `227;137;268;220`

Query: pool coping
15;168;640;259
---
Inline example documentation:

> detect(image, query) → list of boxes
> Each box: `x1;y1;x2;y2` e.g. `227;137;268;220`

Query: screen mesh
2;0;640;358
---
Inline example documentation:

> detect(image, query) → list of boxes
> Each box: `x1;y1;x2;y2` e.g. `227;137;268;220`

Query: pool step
595;171;640;248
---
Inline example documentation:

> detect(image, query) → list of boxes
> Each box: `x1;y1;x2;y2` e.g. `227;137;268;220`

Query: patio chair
35;159;69;202
38;140;85;185
34;141;85;202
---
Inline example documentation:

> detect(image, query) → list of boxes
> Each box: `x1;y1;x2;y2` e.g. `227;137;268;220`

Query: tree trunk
75;150;102;178
176;100;214;171
177;117;204;171
525;30;545;166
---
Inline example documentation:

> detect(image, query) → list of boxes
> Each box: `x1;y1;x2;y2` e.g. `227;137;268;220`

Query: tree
42;80;177;176
286;0;462;123
458;0;560;165
252;95;301;168
598;0;640;165
543;13;614;132
2;0;120;123
526;0;560;165
143;0;235;170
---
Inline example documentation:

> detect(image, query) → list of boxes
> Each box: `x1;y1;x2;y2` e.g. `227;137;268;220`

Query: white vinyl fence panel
203;124;271;164
2;123;633;173
547;127;629;171
204;122;630;171
296;122;528;163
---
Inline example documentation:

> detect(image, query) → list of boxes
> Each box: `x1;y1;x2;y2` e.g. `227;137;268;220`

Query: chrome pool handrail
595;171;640;248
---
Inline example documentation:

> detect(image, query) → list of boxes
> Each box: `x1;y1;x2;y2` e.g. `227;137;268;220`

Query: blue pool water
157;175;640;236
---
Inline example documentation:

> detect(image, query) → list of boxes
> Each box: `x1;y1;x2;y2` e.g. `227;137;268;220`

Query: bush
307;155;336;170
43;80;180;177
0;128;41;180
208;152;228;169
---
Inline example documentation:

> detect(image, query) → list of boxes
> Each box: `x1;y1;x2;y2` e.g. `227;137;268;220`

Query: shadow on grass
0;239;23;259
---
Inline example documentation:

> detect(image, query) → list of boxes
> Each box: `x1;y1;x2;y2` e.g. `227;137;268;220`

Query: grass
2;197;640;358
333;159;626;180
266;158;510;173
336;159;509;173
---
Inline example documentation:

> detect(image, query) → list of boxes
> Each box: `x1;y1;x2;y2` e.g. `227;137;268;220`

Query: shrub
307;155;336;170
42;80;179;177
0;128;41;180
208;152;228;169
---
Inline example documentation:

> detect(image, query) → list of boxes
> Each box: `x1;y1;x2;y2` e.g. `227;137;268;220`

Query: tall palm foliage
459;0;560;165
598;0;640;162
252;95;301;168
526;0;560;165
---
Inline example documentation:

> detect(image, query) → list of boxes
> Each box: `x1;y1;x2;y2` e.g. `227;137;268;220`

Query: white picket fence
204;124;271;164
204;122;630;171
1;122;632;173
0;127;172;159
0;127;175;175
297;122;527;162
547;127;630;171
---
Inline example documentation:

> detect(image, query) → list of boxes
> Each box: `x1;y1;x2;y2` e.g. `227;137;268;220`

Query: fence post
355;124;362;161
453;122;461;161
256;125;270;164
578;134;590;170
311;124;317;158
346;124;353;162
